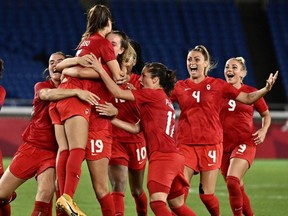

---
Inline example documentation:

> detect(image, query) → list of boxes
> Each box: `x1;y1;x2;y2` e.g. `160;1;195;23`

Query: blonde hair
122;42;137;68
190;45;217;75
231;57;247;81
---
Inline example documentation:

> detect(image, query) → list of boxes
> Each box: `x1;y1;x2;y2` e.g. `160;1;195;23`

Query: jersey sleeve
222;80;241;99
254;95;269;113
99;40;116;63
34;81;52;101
132;88;162;104
170;81;182;103
0;86;6;109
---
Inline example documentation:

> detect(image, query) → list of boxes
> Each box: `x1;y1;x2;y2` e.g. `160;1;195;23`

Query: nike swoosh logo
208;164;215;166
65;199;78;216
184;88;191;91
138;161;145;165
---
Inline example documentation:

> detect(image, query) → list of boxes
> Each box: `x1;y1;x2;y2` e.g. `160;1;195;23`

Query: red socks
132;191;148;216
112;192;125;215
0;204;11;216
199;193;220;216
111;191;147;216
98;193;115;216
226;176;242;216
150;200;172;216
64;148;85;197
31;201;50;216
241;185;254;216
57;149;69;195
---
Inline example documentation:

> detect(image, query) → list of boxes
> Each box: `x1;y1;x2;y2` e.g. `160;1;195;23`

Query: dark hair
130;40;145;75
144;62;177;96
81;4;112;42
42;51;66;80
0;58;4;79
107;30;130;65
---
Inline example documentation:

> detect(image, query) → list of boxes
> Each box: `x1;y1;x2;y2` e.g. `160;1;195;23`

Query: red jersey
170;76;240;145
132;88;178;157
0;85;6;110
57;33;116;124
88;69;118;133
112;74;144;143
220;84;268;152
60;32;116;92
22;80;58;151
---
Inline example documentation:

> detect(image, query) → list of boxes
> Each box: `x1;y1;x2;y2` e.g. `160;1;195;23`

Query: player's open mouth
190;67;197;72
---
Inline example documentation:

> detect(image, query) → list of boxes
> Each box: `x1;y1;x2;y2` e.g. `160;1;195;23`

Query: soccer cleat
0;191;17;207
56;193;86;216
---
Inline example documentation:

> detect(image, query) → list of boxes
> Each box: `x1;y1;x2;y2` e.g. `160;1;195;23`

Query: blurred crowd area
0;0;287;109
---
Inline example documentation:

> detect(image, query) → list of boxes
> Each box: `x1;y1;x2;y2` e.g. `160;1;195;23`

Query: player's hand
252;128;267;145
266;71;278;91
76;90;100;105
96;102;118;117
76;54;95;67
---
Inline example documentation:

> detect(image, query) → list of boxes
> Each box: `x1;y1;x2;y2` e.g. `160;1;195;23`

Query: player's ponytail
145;62;177;96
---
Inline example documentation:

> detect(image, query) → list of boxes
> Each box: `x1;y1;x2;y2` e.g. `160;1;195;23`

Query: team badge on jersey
85;108;90;115
206;84;211;90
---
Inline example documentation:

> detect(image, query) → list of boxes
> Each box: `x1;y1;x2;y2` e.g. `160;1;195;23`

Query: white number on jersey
136;147;147;162
90;139;104;154
238;144;246;153
228;99;236;111
166;111;176;137
208;150;217;163
192;91;200;103
115;98;126;103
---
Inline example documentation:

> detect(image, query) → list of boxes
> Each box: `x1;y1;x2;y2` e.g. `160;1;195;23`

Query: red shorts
179;143;222;173
109;140;147;170
85;129;112;161
9;142;56;179
147;151;189;195
55;97;91;122
49;102;62;125
0;149;4;175
221;144;256;177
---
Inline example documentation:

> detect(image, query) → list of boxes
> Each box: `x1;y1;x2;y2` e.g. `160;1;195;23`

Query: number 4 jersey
170;77;240;146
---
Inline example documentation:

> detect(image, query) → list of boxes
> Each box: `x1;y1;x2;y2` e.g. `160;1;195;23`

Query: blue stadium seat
0;0;271;100
110;0;255;85
0;0;85;100
267;1;288;99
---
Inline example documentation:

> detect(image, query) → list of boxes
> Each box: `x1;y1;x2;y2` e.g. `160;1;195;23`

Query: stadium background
0;0;288;158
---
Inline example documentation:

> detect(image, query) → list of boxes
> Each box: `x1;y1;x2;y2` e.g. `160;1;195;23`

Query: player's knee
36;186;54;202
199;183;204;194
112;180;126;192
131;188;144;197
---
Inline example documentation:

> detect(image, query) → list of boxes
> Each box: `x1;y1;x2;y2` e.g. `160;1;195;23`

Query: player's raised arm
236;71;278;104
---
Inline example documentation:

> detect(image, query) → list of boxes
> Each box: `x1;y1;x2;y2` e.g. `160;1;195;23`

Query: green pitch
4;159;288;216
